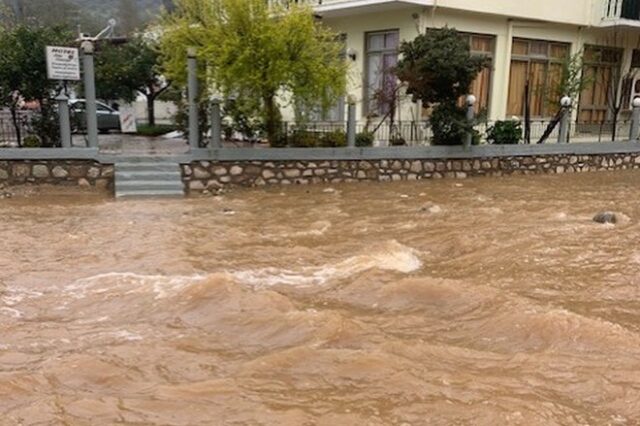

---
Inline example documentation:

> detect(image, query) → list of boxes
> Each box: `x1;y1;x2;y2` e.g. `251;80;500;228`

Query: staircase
114;161;185;198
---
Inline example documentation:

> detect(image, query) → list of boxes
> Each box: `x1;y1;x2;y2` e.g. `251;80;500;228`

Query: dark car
70;99;121;133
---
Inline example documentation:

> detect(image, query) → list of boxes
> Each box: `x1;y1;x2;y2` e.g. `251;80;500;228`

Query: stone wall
183;153;640;193
0;160;114;189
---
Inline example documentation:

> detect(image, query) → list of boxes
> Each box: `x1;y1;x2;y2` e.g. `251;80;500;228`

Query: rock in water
593;212;617;224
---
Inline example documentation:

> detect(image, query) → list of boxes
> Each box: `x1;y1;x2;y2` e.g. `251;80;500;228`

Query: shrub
30;108;60;147
289;130;321;147
355;131;374;147
486;120;522;145
22;135;41;148
270;132;288;147
389;134;407;146
430;102;472;146
136;124;178;137
319;129;346;147
174;98;209;146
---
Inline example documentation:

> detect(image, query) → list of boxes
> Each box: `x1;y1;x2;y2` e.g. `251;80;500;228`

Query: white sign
46;46;80;81
119;105;138;134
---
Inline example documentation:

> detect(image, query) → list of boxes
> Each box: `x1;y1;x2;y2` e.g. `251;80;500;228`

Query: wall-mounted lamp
560;95;572;108
346;47;357;62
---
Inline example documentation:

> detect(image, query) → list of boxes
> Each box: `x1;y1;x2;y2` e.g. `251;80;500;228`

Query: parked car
69;99;121;133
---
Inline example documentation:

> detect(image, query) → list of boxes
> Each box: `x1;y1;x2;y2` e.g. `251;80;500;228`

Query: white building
303;0;640;137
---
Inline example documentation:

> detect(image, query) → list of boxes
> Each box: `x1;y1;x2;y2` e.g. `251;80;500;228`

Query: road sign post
46;46;80;148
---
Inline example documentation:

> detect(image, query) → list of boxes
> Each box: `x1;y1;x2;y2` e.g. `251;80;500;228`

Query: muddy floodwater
3;172;640;425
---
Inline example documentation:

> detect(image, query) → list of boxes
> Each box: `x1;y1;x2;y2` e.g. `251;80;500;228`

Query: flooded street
3;171;640;425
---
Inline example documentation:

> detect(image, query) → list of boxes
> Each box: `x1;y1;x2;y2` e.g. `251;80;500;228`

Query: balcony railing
603;0;640;21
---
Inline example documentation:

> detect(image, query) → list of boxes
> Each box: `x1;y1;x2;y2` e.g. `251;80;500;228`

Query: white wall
319;4;640;124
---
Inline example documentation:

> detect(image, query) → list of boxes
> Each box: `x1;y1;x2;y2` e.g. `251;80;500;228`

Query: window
300;34;346;122
506;38;570;118
365;30;399;117
578;45;623;124
465;34;495;114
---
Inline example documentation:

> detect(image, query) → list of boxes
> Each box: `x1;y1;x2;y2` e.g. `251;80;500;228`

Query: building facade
303;0;640;136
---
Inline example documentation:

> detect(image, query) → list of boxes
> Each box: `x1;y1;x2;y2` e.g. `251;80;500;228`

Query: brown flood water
2;171;640;425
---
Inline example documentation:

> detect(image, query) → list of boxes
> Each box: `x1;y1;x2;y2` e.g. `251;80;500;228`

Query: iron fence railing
270;118;635;147
0;111;32;147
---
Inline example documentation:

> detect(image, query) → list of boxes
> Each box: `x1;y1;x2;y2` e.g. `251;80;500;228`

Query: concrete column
81;41;98;148
464;95;476;149
56;93;71;148
210;98;222;149
187;48;199;150
558;96;572;144
346;100;356;147
630;98;640;141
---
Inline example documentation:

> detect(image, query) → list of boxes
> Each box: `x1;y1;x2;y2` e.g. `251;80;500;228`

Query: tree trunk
147;94;156;127
10;105;21;147
536;109;563;144
263;94;281;145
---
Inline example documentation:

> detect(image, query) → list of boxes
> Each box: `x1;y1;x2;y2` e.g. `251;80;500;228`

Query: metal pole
630;98;640;141
81;41;98;148
557;108;569;144
558;96;572;144
11;0;23;22
56;93;71;148
347;101;356;147
464;95;476;149
210;98;221;149
187;48;199;150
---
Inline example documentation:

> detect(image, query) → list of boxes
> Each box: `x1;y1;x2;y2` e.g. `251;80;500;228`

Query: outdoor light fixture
466;94;477;107
187;47;197;58
346;47;357;61
80;40;94;54
633;97;640;108
560;96;572;108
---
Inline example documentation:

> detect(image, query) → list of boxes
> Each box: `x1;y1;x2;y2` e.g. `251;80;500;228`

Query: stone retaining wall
0;160;114;189
183;153;640;193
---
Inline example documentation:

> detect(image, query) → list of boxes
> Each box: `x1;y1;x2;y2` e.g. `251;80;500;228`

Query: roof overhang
314;0;432;18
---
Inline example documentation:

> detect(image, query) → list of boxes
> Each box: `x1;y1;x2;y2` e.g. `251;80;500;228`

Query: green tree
94;36;170;126
395;28;486;145
536;52;590;144
0;24;72;146
159;0;347;144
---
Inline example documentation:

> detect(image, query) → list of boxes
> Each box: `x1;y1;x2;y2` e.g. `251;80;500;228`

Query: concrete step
115;162;182;173
115;189;185;199
115;170;182;181
114;161;185;199
115;180;185;191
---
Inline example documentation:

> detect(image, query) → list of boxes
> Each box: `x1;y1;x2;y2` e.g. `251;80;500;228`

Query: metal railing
0;111;32;147
267;118;636;147
603;0;640;20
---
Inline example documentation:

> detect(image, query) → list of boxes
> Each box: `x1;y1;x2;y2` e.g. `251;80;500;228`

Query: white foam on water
231;240;423;288
1;287;44;306
0;307;23;318
65;272;208;300
63;241;422;298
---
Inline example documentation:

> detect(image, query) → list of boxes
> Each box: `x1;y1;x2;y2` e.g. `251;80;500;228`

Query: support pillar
81;41;98;148
630;97;640;141
346;100;356;148
56;92;71;148
464;95;476;149
187;48;199;150
210;98;222;149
